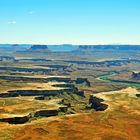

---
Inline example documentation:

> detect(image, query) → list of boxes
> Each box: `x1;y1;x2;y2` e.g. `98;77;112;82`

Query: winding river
96;72;140;87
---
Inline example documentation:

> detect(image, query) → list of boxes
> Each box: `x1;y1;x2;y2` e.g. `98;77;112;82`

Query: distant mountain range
0;44;77;52
0;44;140;53
75;45;140;51
0;44;30;52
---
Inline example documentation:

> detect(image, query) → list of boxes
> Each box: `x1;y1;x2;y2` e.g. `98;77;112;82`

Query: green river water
96;72;140;87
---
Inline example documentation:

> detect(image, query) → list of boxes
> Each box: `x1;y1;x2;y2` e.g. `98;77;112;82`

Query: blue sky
0;0;140;44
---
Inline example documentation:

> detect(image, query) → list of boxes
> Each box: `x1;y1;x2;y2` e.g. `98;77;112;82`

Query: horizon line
0;43;140;46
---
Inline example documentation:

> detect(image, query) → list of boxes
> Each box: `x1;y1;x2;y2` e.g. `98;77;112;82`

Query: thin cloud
8;21;16;25
28;11;35;15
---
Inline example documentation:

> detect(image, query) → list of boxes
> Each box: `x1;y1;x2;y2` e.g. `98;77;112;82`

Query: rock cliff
28;45;50;52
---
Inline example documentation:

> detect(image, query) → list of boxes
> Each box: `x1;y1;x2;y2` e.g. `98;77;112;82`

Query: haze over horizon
0;0;140;45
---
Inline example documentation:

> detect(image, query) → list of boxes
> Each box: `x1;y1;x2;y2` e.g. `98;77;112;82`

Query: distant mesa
11;44;20;51
28;45;50;52
78;45;93;50
12;44;20;48
75;45;140;52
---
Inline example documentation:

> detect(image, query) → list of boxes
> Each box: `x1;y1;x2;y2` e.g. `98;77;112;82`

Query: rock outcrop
64;59;140;67
75;78;91;86
0;107;68;124
34;109;59;117
88;96;108;111
28;45;50;52
0;67;52;73
0;116;29;124
136;94;140;98
0;88;79;98
132;72;140;80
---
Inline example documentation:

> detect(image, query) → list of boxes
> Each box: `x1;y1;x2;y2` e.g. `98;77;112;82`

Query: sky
0;0;140;45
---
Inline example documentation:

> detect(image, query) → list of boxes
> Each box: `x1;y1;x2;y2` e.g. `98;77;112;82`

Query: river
96;72;140;87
